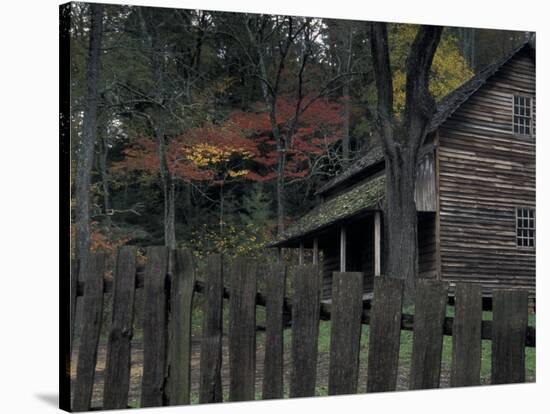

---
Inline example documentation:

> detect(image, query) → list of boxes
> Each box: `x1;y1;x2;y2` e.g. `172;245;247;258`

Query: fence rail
67;247;536;411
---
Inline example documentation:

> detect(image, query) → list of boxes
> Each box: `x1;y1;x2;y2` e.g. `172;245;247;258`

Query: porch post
340;226;347;272
374;211;381;276
313;238;319;265
299;241;304;265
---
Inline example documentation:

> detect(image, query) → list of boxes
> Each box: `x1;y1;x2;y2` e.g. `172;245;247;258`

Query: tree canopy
68;3;527;259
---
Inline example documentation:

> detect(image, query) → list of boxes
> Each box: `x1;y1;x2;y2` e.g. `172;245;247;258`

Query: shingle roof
316;40;534;197
315;144;384;196
269;174;385;247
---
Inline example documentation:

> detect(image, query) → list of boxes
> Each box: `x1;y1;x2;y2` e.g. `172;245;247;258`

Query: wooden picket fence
68;246;536;411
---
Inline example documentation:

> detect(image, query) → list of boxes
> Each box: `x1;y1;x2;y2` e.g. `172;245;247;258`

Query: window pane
513;96;533;135
517;208;535;247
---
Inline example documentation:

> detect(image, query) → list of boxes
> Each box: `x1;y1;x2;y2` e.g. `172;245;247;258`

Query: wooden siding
418;213;437;278
416;152;437;212
437;51;535;294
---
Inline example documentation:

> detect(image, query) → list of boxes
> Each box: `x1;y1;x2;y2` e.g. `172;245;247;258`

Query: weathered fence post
103;246;138;409
409;279;449;390
140;247;169;407
229;257;257;402
366;276;404;393
450;283;482;387
199;254;224;403
491;289;528;384
262;262;286;400
328;272;363;395
290;264;321;398
72;253;106;412
165;249;196;406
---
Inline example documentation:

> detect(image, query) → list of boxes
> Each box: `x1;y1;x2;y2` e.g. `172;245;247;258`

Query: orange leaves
180;123;259;184
171;161;214;182
244;170;277;182
111;96;343;186
229;110;271;133
229;96;343;135
229;96;344;182
112;123;259;186
182;123;258;168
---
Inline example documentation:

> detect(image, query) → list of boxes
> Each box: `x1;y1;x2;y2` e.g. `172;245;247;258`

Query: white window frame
516;207;535;249
512;95;535;137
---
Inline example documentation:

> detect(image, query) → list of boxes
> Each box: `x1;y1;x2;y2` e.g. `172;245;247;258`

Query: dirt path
70;333;452;408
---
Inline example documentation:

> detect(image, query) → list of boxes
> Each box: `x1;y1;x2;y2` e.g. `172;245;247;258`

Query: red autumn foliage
229;96;343;181
112;123;258;184
112;96;343;185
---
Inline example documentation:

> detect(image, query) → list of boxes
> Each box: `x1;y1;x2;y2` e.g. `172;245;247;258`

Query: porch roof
269;174;385;247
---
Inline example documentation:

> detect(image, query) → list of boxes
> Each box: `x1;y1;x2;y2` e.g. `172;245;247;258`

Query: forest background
68;2;527;261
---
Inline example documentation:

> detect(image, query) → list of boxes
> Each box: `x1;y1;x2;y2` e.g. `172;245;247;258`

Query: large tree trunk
384;149;418;296
74;3;104;267
369;23;442;298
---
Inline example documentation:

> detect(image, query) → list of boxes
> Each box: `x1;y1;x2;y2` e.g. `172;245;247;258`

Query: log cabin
269;40;536;300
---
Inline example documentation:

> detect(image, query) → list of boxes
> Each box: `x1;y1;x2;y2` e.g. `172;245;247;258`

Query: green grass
443;305;536;383
310;304;536;396
124;300;536;407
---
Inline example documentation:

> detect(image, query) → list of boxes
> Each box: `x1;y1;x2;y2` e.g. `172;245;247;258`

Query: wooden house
269;40;536;300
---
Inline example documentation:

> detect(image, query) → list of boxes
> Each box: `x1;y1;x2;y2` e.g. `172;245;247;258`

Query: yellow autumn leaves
228;170;249;178
389;25;474;113
184;142;254;179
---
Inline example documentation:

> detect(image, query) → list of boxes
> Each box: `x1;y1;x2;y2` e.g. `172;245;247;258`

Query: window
516;208;535;248
513;95;533;135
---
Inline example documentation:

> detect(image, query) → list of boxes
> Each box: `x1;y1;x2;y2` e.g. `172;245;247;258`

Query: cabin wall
437;51;536;294
415;151;437;212
418;212;437;278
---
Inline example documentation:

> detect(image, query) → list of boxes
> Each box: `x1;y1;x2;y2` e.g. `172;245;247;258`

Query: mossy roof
315;144;385;196
269;174;385;247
